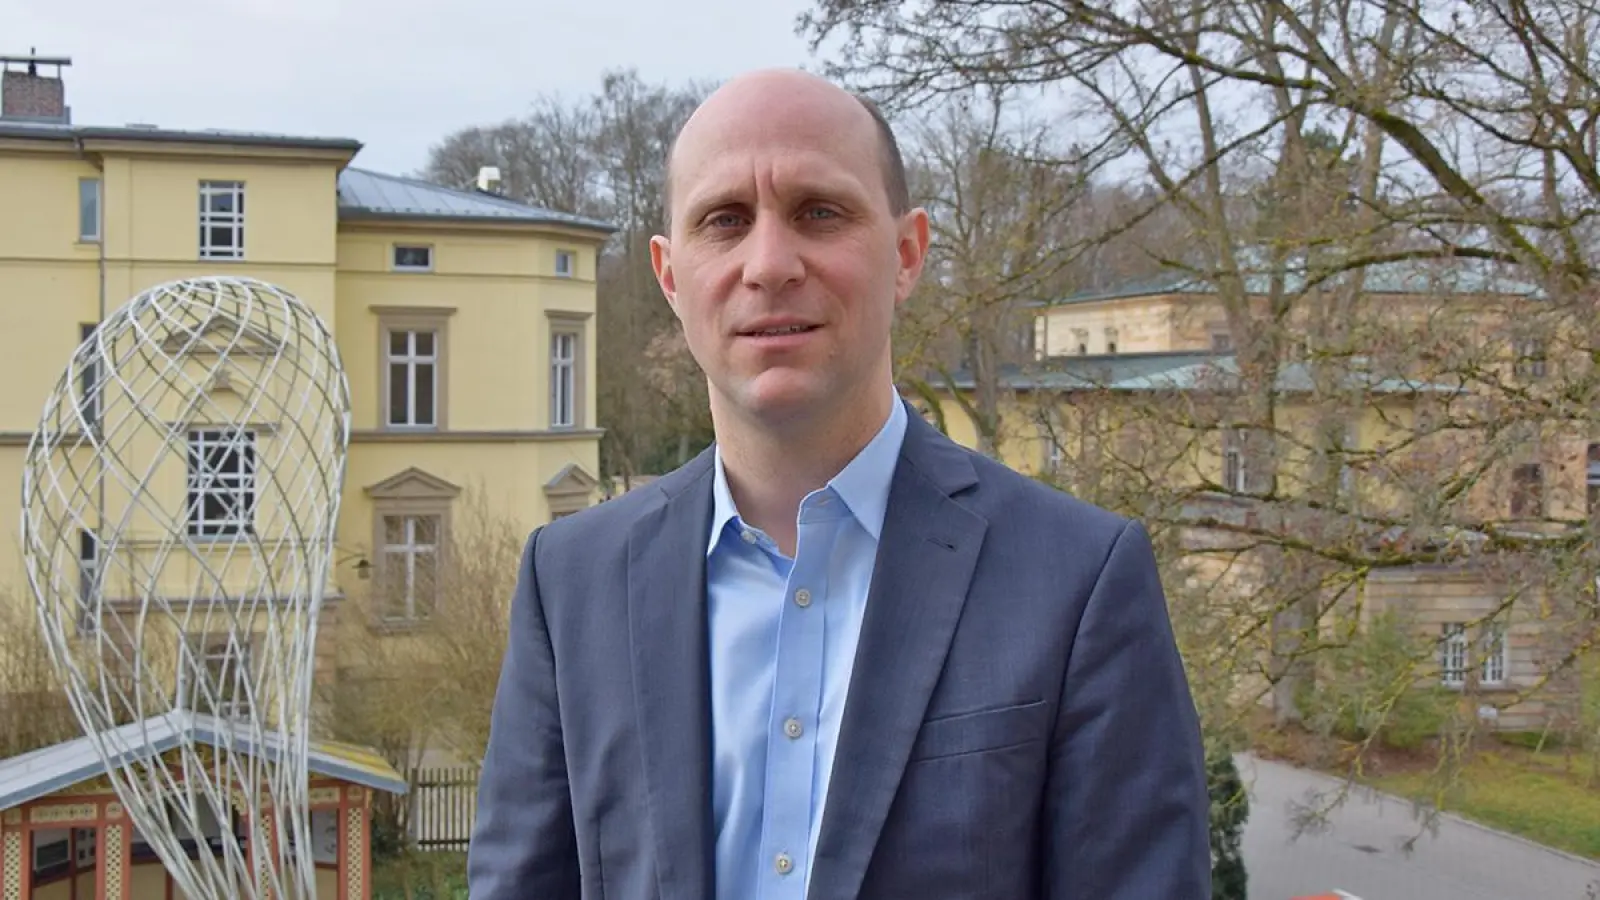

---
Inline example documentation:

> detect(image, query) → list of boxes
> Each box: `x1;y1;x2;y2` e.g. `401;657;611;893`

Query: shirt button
784;717;803;739
740;530;757;544
775;852;793;875
794;588;811;607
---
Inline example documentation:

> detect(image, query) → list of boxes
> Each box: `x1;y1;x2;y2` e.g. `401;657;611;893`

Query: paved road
1239;753;1600;900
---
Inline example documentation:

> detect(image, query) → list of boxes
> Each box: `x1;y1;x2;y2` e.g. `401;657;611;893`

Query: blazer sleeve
467;526;582;898
1043;518;1212;899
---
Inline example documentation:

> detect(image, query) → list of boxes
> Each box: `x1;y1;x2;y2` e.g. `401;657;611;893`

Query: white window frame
186;427;257;538
555;249;575;278
551;331;576;428
79;177;101;242
198;180;245;260
380;513;439;621
1440;623;1468;687
386;329;438;428
392;244;433;272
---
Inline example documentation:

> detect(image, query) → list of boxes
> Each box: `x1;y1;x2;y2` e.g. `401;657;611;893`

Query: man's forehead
675;147;876;210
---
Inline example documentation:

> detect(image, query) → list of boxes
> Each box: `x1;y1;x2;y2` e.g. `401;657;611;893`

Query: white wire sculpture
19;275;351;899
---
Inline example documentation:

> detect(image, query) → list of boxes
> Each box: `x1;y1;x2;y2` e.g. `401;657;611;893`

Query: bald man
467;69;1212;900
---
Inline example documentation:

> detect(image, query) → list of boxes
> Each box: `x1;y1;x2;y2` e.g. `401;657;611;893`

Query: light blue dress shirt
706;392;909;900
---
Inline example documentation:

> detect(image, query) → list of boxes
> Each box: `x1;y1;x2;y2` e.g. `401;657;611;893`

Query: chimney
476;165;502;194
1;49;72;123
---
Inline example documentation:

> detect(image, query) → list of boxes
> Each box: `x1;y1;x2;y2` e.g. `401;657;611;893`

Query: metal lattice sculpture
20;276;351;899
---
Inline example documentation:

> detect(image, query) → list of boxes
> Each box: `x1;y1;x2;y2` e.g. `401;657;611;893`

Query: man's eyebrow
680;175;872;222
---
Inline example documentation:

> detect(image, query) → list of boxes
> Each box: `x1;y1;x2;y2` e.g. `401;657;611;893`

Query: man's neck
714;385;893;557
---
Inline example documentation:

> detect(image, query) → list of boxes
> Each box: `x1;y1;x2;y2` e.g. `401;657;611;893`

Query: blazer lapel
809;412;988;899
627;453;717;900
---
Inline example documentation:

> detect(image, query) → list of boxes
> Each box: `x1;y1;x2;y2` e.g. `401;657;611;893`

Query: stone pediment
159;315;284;358
544;464;598;500
365;467;461;501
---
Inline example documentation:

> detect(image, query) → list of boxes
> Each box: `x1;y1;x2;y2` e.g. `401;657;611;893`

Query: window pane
414;363;435;425
389;330;409;357
79;179;99;240
414;552;438;616
208;191;235;214
384;515;405;545
414;330;434;357
388;363;409;424
208;225;235;249
413;515;438;546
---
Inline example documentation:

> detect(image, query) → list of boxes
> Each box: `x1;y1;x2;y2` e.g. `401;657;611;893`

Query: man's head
650;68;930;437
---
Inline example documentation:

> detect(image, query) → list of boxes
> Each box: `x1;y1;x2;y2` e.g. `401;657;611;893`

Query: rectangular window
1480;622;1508;686
393;245;432;272
77;529;99;635
78;323;100;433
1510;463;1543;517
1513;337;1546;378
186;427;257;538
180;634;252;720
386;329;438;428
1440;623;1468;687
380;514;440;621
79;177;100;242
198;180;245;259
555;249;575;277
1222;428;1247;493
551;331;576;428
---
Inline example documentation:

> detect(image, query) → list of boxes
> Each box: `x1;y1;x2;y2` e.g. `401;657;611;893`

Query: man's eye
708;213;744;228
804;207;838;219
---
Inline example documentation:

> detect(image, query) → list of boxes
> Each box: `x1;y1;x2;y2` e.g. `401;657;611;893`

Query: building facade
0;55;612;698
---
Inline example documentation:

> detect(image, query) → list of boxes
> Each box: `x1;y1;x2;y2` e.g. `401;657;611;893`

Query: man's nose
741;216;805;292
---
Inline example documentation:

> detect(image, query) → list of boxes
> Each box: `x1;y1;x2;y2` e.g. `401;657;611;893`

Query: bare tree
421;69;715;485
801;0;1600;809
895;86;1084;456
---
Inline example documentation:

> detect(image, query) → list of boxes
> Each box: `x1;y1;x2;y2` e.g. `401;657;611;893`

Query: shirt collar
708;389;909;556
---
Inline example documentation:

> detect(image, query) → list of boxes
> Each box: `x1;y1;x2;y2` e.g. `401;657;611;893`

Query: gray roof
337;168;615;233
0;118;612;233
1038;254;1545;307
0;117;362;152
0;712;408;811
933;351;1462;395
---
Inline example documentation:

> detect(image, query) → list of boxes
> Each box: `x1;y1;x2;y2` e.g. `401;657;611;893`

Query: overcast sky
5;0;821;176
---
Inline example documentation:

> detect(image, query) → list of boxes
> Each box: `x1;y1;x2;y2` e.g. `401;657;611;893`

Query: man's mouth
741;324;820;336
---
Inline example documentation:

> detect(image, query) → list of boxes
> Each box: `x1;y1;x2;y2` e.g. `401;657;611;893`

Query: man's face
650;74;929;430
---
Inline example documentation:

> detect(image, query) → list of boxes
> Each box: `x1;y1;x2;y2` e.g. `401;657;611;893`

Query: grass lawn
1364;744;1600;860
372;850;467;900
1253;716;1600;862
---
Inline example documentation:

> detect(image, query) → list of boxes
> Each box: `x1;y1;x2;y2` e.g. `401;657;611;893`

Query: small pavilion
0;712;407;900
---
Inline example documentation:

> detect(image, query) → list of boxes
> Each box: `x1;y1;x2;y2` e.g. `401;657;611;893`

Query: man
468;68;1211;899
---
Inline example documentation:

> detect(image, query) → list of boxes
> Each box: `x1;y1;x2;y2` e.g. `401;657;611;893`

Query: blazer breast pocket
908;699;1048;762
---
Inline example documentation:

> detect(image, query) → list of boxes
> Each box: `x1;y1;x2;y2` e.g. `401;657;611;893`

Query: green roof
1037;254;1545;307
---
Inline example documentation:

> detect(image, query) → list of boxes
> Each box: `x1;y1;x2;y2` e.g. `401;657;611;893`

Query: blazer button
775;852;793;875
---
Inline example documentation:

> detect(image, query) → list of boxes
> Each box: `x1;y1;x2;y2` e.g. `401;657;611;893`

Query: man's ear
650;235;678;312
894;207;931;308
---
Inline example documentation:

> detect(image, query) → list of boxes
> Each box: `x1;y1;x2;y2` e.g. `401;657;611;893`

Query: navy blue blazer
468;404;1212;899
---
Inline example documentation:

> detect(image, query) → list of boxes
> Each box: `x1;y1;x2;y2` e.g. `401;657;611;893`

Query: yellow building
0;55;612;710
917;259;1597;734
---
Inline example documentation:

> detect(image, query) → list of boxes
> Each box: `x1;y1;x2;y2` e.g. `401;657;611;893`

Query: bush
1299;608;1456;751
1208;751;1250;900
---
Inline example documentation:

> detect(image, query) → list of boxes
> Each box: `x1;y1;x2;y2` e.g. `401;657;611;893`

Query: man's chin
729;374;831;423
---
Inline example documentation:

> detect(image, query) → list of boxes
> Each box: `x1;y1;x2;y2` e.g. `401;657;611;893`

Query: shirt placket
754;497;840;898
